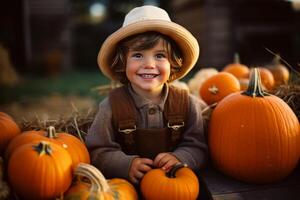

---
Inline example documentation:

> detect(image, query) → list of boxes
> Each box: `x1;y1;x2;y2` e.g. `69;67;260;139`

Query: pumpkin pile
221;53;278;92
0;112;140;200
208;68;300;183
5;126;90;170
8;141;73;199
0;111;92;199
4;125;91;199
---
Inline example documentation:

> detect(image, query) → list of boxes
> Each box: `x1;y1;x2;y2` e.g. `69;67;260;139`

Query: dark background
1;0;299;74
0;0;299;114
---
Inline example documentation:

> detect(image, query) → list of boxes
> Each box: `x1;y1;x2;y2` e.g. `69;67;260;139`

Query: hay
272;84;300;120
20;106;96;142
264;48;300;120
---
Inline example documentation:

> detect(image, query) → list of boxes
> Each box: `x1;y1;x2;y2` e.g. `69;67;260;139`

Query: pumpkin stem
74;163;110;193
33;141;52;156
242;68;270;97
166;163;188;178
272;54;281;66
208;85;218;94
234;53;241;64
47;126;58;138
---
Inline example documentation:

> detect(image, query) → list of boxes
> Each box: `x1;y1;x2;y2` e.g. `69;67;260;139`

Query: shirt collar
127;83;169;111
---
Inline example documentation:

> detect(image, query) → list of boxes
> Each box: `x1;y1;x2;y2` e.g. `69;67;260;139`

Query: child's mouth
138;74;159;79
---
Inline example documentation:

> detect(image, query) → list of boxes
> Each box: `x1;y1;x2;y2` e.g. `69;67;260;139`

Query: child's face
126;39;171;95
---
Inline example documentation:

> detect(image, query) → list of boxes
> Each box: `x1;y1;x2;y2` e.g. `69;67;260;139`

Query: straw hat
97;5;200;81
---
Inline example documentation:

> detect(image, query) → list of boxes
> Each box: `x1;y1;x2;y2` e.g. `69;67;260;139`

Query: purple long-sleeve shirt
85;84;208;180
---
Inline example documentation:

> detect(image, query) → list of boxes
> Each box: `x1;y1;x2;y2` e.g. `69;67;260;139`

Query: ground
0;70;108;124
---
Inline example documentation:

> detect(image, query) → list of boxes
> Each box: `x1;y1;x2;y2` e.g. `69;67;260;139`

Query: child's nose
144;57;155;68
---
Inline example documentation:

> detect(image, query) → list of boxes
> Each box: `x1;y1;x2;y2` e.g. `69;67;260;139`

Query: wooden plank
213;185;300;200
202;165;300;200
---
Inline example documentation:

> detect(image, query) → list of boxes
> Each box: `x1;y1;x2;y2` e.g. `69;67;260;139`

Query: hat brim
97;19;200;81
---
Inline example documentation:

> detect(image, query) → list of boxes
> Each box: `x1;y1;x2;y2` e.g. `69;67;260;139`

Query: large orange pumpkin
199;72;241;105
5;126;90;169
8;141;73;199
222;53;249;79
209;68;300;183
0;112;21;155
64;163;138;200
140;163;199;200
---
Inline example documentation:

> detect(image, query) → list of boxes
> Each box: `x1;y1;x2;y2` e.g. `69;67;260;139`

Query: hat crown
123;5;171;27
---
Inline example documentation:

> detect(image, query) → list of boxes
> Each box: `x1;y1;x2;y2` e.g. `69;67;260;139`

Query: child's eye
131;53;143;59
155;53;166;59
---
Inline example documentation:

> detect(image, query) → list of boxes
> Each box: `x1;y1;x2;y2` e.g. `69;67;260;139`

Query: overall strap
164;85;189;143
109;85;137;147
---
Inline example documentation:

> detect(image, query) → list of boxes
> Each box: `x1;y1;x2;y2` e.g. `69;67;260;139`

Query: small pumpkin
258;67;275;90
238;78;249;91
64;163;138;200
140;163;199;200
209;68;300;183
5;130;44;160
0;112;21;155
8;141;73;199
188;68;219;96
199;72;241;105
222;53;249;79
268;55;289;87
5;126;90;169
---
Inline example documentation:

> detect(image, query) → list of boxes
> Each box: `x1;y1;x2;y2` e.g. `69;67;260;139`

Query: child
86;5;211;198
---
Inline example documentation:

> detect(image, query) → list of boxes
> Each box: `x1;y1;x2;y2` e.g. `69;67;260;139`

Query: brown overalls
109;85;189;160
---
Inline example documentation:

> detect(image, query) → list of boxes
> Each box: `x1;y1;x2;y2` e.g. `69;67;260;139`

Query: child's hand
153;152;180;171
129;157;153;184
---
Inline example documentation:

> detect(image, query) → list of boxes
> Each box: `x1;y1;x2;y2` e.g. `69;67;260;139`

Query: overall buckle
167;122;184;131
118;125;137;134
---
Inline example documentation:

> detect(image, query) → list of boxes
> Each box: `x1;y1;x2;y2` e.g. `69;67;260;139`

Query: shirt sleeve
172;94;209;171
85;97;138;179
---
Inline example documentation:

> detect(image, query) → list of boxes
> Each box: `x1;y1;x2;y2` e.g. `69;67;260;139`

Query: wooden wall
0;0;298;74
169;0;298;70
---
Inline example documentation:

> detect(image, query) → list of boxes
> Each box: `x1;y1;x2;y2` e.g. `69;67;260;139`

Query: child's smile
137;73;159;79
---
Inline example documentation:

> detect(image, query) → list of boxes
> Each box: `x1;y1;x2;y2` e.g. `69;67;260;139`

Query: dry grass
20;105;96;142
0;94;98;141
272;84;300;120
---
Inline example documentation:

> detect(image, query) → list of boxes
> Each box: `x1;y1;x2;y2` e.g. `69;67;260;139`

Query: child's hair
111;31;183;84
